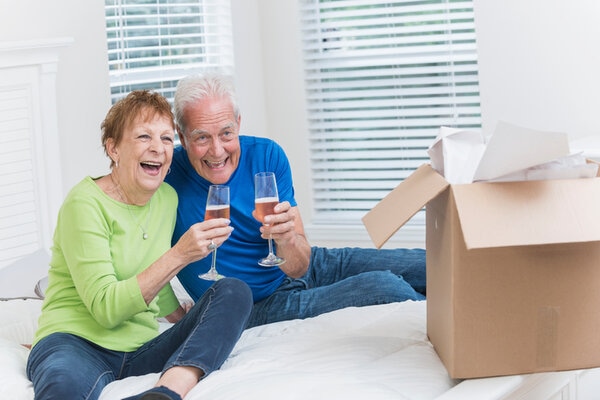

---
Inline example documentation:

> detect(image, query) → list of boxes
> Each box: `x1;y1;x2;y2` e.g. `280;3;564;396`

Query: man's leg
306;247;426;295
247;268;423;328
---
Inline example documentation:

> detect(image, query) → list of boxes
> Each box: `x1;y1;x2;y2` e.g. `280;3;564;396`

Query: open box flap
453;177;600;249
362;164;448;248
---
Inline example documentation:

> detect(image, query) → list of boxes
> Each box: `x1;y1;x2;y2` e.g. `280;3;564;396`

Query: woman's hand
172;219;233;266
137;219;232;305
164;300;194;323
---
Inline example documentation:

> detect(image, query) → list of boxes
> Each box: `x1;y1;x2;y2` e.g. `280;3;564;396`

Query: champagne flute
198;185;229;280
255;172;285;267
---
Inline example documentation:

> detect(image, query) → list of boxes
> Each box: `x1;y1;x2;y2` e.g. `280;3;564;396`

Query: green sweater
33;177;180;351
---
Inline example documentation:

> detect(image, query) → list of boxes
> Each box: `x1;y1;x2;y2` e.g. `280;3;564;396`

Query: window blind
105;0;234;104
299;0;481;226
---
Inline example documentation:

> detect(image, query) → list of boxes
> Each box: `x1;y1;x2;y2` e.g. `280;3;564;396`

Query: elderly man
165;72;426;328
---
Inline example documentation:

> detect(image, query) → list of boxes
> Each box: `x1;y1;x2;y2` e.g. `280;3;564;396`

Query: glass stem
210;248;217;271
268;236;275;257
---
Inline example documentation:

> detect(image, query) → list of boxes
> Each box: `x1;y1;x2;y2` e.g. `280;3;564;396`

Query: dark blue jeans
27;278;252;400
247;247;426;327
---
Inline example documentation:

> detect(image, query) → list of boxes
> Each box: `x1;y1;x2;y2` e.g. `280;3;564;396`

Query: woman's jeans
27;278;252;400
247;247;426;327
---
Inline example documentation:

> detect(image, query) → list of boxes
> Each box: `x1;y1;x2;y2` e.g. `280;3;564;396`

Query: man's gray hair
174;71;240;134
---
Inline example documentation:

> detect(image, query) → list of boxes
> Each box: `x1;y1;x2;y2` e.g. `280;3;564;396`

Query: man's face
179;95;241;184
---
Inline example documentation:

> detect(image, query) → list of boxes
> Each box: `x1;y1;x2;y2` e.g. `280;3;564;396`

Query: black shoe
122;386;182;400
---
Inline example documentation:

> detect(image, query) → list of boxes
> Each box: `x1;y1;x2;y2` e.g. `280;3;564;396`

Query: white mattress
1;299;458;399
3;298;599;400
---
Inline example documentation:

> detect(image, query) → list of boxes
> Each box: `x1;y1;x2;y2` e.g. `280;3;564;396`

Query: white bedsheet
4;298;599;400
0;300;458;400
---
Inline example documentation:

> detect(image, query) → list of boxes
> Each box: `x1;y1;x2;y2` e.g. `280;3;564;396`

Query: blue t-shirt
165;135;297;302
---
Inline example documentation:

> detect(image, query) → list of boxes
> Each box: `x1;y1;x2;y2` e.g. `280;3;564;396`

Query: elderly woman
26;90;252;400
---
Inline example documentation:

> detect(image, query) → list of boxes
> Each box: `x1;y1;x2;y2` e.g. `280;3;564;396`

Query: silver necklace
110;174;152;240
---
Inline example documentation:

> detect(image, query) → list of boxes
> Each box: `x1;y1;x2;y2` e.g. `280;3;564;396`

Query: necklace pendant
143;233;148;240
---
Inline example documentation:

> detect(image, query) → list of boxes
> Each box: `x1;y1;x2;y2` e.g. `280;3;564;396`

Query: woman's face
108;112;175;203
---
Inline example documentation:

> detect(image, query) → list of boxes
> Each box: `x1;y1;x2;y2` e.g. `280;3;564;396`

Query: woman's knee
213;277;253;308
28;333;116;396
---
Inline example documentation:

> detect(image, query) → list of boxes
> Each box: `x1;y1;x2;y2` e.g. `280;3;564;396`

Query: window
299;0;481;230
105;0;234;104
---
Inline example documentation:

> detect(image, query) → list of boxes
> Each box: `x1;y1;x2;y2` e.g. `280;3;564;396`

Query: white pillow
170;276;193;303
0;299;43;344
0;337;34;399
0;249;50;300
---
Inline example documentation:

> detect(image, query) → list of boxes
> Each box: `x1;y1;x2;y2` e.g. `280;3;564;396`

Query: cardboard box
362;163;600;379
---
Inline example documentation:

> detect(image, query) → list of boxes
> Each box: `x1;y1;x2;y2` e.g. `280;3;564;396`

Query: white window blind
299;0;481;227
105;0;234;104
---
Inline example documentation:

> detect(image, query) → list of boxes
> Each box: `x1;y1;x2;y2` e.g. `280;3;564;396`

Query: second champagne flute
255;172;285;267
198;184;229;280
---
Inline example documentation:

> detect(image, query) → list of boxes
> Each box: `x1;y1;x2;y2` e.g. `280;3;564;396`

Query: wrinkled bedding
0;299;458;399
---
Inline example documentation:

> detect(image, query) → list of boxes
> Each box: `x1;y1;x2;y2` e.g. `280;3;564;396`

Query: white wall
473;0;600;140
0;0;111;197
229;0;267;140
254;0;600;247
2;0;600;248
231;0;311;212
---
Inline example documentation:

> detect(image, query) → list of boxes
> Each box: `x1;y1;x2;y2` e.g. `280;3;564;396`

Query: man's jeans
247;247;426;327
27;278;252;400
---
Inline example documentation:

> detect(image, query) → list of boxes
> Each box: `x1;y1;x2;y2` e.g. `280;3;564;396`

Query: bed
2;250;600;400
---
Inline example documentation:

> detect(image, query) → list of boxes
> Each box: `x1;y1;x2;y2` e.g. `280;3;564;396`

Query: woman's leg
124;278;252;398
27;333;120;400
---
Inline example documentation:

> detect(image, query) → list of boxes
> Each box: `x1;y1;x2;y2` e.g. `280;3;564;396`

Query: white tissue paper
427;121;598;184
427;126;485;184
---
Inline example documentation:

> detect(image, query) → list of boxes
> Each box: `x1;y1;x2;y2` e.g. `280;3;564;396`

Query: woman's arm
136;218;233;304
